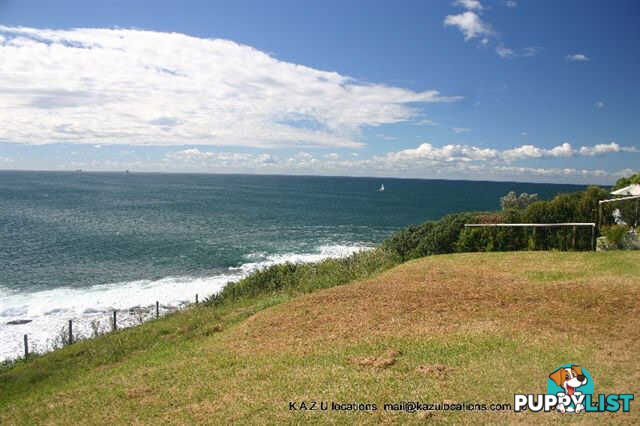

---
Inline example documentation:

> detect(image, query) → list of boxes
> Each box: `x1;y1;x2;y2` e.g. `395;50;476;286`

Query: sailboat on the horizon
377;184;384;192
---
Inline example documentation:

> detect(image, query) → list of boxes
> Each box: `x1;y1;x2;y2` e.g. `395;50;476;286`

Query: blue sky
0;0;638;183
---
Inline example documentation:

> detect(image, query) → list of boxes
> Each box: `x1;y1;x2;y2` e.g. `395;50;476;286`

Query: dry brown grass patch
416;364;451;378
348;349;401;369
222;252;640;357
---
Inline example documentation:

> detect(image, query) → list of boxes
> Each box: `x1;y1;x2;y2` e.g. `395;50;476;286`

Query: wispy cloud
413;118;439;126
522;46;543;57
595;100;605;108
376;134;398;141
567;53;589;62
505;1;517;7
0;26;461;149
452;127;472;134
496;45;514;58
497;45;542;58
454;0;484;11
445;3;542;59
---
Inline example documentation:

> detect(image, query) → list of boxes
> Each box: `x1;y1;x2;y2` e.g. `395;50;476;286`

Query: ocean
0;171;585;360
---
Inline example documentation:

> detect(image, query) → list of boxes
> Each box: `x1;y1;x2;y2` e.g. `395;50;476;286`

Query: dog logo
547;365;592;413
515;364;633;413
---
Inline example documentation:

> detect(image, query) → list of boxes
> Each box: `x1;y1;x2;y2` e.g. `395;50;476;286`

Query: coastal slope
1;251;639;424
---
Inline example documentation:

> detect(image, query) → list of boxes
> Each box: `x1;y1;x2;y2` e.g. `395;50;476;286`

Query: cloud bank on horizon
0;26;460;149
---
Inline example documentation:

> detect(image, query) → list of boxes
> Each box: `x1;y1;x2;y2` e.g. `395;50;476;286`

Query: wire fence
20;293;200;360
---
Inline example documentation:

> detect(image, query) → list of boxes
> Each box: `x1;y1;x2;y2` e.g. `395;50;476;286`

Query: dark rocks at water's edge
6;319;32;325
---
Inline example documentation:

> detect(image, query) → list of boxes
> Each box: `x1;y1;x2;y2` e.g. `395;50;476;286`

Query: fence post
591;225;596;251
156;301;159;318
572;226;576;250
532;227;537;250
68;319;73;345
196;293;199;304
113;310;117;331
24;334;28;359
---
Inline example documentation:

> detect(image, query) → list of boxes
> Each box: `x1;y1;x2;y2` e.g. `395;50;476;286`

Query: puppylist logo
514;364;634;414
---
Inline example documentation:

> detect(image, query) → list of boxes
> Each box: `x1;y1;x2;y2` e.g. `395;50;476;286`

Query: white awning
611;184;640;196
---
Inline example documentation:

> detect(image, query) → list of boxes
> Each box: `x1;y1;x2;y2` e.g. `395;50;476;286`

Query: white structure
611;184;640;196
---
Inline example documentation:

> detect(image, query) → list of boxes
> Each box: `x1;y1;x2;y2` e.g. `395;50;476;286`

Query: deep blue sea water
0;171;585;359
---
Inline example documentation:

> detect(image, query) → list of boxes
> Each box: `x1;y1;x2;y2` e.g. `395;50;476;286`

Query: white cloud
376;134;398;141
454;0;484;11
615;168;637;177
548;142;574;157
295;152;314;160
522;47;543;57
166;148;277;167
444;12;493;41
167;148;216;161
502;142;638;160
445;6;540;59
496;45;514;58
505;1;517;7
595;100;605;108
567;53;589;62
413;118;439;126
579;142;638;156
0;26;461;149
502;144;544;160
521;132;527;136
452;127;471;134
497;45;542;58
385;143;498;163
61;141;634;183
502;142;573;160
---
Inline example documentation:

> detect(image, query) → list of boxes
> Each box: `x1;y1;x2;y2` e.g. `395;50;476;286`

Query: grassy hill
1;251;639;424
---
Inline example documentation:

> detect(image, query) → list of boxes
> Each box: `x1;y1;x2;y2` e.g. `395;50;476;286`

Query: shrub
205;248;397;306
602;224;630;249
500;191;539;210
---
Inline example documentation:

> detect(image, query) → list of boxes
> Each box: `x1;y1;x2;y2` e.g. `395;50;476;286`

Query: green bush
205;248;397;306
602;224;630;248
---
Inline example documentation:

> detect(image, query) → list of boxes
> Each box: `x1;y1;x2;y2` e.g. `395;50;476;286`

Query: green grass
2;251;639;425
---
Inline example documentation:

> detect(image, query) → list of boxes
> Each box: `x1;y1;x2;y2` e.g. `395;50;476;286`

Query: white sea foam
0;244;371;361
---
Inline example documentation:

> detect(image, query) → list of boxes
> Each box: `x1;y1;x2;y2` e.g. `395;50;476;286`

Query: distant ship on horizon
377;184;384;192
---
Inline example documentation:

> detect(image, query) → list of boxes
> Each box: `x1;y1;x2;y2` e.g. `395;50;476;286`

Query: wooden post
572;226;576;250
113;310;117;331
195;294;199;304
156;301;159;318
591;225;596;251
68;319;73;345
598;204;603;227
24;334;28;359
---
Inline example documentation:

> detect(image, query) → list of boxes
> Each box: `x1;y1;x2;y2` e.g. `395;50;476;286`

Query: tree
500;191;539;210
